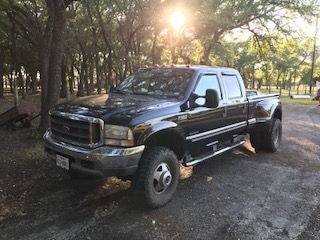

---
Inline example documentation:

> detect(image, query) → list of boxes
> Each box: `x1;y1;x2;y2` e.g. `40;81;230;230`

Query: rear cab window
221;74;243;101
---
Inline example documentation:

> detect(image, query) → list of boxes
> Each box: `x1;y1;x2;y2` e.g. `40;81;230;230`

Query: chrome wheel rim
152;163;172;193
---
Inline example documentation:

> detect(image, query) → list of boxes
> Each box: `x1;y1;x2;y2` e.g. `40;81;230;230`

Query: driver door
182;74;227;156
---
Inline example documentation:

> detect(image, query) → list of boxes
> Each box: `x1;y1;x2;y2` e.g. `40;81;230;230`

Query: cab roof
142;64;239;75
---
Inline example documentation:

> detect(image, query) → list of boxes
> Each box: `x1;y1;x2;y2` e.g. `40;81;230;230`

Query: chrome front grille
50;111;104;148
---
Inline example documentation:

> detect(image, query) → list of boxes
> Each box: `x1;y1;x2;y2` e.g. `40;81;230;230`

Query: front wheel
135;147;179;208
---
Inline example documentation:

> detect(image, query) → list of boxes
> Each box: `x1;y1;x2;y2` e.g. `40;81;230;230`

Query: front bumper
43;130;145;177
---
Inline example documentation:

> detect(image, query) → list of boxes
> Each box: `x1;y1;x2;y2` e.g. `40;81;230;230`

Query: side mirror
205;89;219;108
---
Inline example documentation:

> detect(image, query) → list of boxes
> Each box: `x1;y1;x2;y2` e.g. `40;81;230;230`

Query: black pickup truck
44;65;282;208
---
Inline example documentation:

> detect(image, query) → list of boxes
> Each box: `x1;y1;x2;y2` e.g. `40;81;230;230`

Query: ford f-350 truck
44;65;282;208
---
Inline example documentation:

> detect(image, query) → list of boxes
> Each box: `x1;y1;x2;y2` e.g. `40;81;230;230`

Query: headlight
104;125;134;147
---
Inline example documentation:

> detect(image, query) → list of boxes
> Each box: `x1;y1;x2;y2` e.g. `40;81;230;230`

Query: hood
53;93;181;126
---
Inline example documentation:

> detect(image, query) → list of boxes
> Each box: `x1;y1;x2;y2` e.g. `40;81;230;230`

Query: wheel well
273;108;282;120
145;130;185;160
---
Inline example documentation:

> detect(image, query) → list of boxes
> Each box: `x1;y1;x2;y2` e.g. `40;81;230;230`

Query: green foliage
0;0;319;96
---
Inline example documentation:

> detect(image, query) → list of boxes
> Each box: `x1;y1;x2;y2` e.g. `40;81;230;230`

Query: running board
185;141;245;167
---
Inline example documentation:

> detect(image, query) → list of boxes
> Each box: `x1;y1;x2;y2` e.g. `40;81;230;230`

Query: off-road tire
250;118;282;153
250;131;264;152
134;146;179;208
264;118;282;152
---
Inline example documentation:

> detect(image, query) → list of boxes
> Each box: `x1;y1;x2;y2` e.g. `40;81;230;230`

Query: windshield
115;68;195;98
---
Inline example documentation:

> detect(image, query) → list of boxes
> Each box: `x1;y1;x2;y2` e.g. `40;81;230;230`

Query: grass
280;96;317;105
257;85;318;105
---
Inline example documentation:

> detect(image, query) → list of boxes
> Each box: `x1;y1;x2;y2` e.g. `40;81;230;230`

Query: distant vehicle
246;89;261;97
44;65;282;208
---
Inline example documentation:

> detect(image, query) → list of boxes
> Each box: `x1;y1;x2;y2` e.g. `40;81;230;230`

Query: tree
0;0;318;130
194;0;316;64
39;0;75;130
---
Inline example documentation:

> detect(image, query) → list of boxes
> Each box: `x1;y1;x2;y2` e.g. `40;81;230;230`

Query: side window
222;75;242;99
194;75;222;99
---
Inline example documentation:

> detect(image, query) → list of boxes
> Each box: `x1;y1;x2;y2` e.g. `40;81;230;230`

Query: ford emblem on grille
63;125;70;132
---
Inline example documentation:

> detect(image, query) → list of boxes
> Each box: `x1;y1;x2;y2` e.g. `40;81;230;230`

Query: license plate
56;154;70;170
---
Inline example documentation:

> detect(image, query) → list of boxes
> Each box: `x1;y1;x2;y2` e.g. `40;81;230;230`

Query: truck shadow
24;142;258;216
3;136;314;239
7;131;311;224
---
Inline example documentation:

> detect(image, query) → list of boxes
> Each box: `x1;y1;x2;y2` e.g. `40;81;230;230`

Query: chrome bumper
43;130;145;177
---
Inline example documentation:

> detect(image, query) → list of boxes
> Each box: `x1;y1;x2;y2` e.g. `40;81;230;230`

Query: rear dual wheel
250;118;282;152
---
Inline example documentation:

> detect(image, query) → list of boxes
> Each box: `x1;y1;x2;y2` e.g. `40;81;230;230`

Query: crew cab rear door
220;72;248;137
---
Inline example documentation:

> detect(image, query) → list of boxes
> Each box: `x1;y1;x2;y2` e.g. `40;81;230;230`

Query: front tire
135;146;179;208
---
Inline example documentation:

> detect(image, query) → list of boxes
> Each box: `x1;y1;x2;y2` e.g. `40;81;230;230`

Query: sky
225;15;318;42
293;15;317;38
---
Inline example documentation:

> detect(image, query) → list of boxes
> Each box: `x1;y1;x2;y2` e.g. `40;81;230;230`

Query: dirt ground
0;103;320;240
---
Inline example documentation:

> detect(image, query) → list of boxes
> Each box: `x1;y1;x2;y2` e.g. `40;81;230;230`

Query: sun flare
170;11;185;31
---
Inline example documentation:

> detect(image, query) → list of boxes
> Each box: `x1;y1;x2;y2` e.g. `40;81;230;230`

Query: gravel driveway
1;104;320;240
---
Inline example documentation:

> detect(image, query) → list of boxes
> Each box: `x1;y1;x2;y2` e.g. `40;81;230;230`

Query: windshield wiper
131;92;150;96
112;89;130;95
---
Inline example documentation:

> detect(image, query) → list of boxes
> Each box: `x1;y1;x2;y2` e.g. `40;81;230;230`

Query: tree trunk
288;71;293;97
39;0;55;130
84;1;97;94
304;85;307;94
280;71;287;96
83;57;89;96
26;73;30;95
123;43;130;80
77;59;86;97
276;70;281;89
252;64;255;89
201;43;212;65
60;57;67;98
69;65;74;94
31;68;38;94
5;74;9;89
96;54;101;94
89;59;94;93
9;71;13;93
108;50;113;88
14;78;19;106
19;71;26;100
10;21;16;94
102;54;108;89
105;49;113;92
39;0;67;131
0;50;4;98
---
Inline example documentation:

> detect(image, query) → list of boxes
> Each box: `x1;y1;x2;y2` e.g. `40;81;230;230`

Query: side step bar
185;140;245;167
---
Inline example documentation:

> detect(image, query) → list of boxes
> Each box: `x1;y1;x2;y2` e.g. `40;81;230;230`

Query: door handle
223;106;227;118
243;104;247;113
